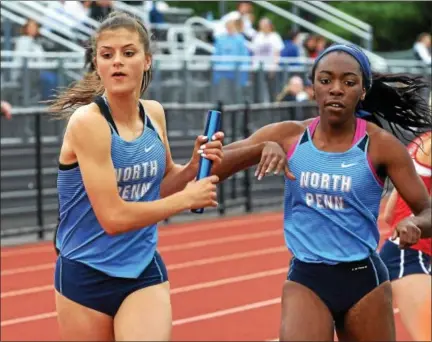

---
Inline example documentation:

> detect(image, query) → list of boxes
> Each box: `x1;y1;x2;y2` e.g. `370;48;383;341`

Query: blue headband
313;44;373;91
313;44;373;118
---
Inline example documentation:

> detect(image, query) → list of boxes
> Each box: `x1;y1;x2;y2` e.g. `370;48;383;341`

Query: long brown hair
48;11;153;119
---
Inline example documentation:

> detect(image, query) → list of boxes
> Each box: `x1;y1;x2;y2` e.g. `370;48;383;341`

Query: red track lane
1;251;57;270
1;252;288;320
161;232;283;264
2;269;54;292
1;230;285;292
0;209;416;341
1;314;412;342
160;215;282;244
1;317;59;341
1;245;287;292
171;274;286;319
1;220;284;291
0;213;283;270
166;249;288;287
1;272;286;322
172;303;281;341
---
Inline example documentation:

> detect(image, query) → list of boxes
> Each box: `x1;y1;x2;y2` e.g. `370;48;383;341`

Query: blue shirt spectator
280;30;301;66
212;19;250;87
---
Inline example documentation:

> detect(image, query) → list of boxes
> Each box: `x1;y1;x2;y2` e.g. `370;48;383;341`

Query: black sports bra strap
138;100;145;124
94;96;119;134
139;101;158;135
94;96;157;137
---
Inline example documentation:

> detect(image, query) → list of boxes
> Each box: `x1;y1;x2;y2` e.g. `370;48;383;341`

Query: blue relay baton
191;110;222;214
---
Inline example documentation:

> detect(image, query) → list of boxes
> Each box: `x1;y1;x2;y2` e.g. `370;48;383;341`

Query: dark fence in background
3;54;431;109
0;101;318;241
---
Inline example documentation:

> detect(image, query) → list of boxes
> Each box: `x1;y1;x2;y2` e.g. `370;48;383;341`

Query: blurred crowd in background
1;0;431;119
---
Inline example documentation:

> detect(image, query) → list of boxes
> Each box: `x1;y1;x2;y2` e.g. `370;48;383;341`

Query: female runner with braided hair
213;43;432;341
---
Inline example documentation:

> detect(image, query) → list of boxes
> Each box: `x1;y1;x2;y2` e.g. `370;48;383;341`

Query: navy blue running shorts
287;252;389;329
54;251;168;317
380;239;431;281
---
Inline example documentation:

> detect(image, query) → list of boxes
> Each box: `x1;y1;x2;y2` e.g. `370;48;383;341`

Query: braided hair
311;44;431;144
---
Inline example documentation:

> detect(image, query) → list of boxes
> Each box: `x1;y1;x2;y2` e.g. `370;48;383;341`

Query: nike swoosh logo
144;145;155;153
341;162;356;168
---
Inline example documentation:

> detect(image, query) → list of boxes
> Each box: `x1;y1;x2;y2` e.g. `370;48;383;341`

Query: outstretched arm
211;120;309;181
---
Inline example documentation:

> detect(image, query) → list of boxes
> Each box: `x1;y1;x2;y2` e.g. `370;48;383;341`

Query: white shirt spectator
251;31;284;70
44;1;88;31
214;11;256;40
413;42;431;65
12;36;45;82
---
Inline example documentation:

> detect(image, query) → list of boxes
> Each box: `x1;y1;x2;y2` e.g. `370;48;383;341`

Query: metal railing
1;0;197;56
0;8;84;52
308;1;371;32
252;1;386;70
0;101;317;241
300;1;373;49
1;1;87;43
25;1;95;37
1;53;430;109
39;0;100;31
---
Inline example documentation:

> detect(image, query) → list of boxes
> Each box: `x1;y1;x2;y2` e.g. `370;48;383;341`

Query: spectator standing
413;33;431;65
213;1;256;41
12;20;58;101
250;17;284;102
280;30;302;66
212;17;250;104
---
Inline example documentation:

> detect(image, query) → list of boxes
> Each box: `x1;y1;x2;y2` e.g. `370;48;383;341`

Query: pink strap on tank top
286;117;368;160
287;118;320;160
352;118;367;145
286;141;297;160
310;117;367;146
308;117;321;137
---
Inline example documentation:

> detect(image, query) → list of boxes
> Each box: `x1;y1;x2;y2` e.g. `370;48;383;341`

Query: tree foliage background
168;1;431;51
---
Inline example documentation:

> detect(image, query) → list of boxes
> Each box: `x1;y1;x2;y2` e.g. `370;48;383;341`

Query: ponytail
48;72;104;120
361;72;431;143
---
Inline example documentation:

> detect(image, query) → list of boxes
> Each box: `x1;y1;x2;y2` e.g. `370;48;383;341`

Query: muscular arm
382;189;399;225
416;134;432;167
413;196;432;237
143;101;197;198
411;135;432;235
160;160;197;198
67;106;189;235
212;120;309;181
371;129;431;238
382;134;431;225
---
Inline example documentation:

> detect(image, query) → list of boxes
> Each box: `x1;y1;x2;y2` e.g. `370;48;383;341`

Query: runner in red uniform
380;131;431;341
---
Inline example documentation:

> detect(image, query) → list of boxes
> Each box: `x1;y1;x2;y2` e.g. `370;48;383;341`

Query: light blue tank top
284;117;384;264
55;96;166;278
